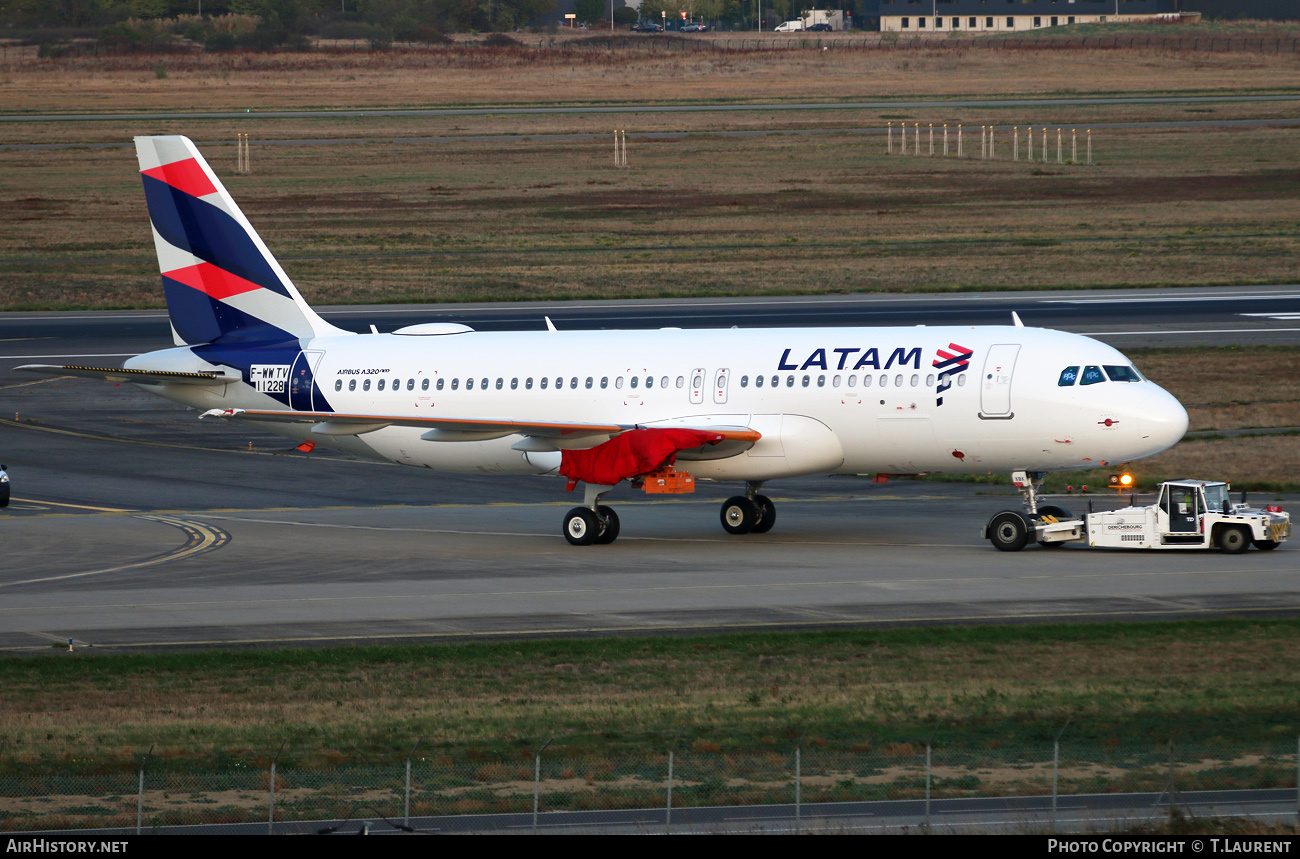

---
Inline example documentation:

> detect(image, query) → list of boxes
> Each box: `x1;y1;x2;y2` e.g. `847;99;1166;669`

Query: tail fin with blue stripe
135;136;344;346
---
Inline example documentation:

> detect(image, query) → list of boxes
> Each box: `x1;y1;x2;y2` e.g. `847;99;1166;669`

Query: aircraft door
689;368;705;404
289;350;325;411
713;368;730;404
978;344;1020;419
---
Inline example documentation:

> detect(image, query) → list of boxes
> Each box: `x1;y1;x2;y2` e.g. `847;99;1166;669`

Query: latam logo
777;346;924;372
934;343;973;407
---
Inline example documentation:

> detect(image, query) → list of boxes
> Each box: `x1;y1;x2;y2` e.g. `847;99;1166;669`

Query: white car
774;20;804;32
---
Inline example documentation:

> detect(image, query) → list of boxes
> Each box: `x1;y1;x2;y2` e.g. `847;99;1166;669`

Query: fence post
404;759;411;827
136;769;144;835
532;754;541;834
268;761;276;834
925;744;932;828
666;750;674;833
1052;739;1059;832
795;747;801;835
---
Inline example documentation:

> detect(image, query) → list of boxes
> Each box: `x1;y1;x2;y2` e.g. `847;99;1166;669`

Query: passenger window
755;375;764;388
817;375;825;388
849;375;858;388
1080;365;1105;386
585;377;593;389
645;376;653;389
363;379;371;391
526;378;533;389
631;376;638;389
540;377;548;389
895;374;904;387
556;377;563;390
466;378;474;390
378;379;385;391
925;374;934;386
600;377;608;389
348;379;356;391
1058;366;1080;386
801;375;810;388
496;378;503;390
957;374;966;387
1104;365;1140;382
436;378;444;390
864;375;873;388
910;374;919;387
660;376;668;389
676;376;684;388
334;379;342;391
421;378;428;391
570;377;578;389
511;378;518;390
832;375;840;387
786;376;795;387
482;378;489;390
879;374;888;387
407;379;415;391
740;375;749;388
615;377;623;389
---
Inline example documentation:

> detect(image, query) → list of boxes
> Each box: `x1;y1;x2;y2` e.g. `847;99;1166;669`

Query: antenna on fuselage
1011;311;1024;328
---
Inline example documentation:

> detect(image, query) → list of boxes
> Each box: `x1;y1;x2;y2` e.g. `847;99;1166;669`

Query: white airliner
18;136;1189;545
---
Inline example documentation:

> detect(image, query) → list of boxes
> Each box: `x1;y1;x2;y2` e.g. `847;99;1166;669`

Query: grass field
1;620;1298;773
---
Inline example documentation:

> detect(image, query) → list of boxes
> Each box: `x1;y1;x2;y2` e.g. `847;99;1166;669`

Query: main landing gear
560;481;779;545
563;483;620;546
720;482;776;536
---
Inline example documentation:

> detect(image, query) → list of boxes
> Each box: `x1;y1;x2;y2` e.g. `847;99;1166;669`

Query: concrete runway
1;288;1297;652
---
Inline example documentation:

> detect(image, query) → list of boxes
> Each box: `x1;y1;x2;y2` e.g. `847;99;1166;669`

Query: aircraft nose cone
1143;386;1189;454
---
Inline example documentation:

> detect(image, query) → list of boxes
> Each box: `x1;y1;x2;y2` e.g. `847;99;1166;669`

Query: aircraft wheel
1254;539;1280;551
563;507;600;546
1035;504;1071;548
594;506;620;545
1217;525;1250;554
751;495;776;534
720;496;759;535
987;511;1030;552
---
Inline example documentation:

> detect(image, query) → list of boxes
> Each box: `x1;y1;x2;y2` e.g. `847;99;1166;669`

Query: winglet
545;316;557;333
1011;311;1024;328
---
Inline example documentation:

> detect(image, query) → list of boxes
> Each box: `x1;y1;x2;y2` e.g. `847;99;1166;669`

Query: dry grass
2;39;1298;114
1;622;1298;768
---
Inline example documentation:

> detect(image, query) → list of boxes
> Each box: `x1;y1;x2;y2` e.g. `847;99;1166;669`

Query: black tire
563;507;599;546
988;511;1030;552
594;505;620;545
720;496;759;535
1035;504;1072;548
1217;525;1250;554
751;494;776;534
0;486;8;508
1254;539;1280;551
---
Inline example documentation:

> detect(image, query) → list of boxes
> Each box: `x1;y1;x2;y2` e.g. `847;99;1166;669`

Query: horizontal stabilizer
16;364;240;386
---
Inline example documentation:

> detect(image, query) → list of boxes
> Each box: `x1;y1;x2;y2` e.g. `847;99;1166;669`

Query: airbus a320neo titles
18;137;1190;545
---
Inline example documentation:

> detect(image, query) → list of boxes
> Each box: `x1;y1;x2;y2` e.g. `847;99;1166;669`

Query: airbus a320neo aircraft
18;137;1189;545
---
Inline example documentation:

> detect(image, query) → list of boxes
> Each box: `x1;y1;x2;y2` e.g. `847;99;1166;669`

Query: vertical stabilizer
135;136;346;346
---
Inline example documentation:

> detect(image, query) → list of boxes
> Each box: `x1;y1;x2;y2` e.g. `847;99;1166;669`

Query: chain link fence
2;739;1298;834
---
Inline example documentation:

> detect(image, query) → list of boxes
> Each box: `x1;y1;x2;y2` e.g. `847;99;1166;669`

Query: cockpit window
1080;365;1105;386
1104;365;1141;382
1058;366;1080;386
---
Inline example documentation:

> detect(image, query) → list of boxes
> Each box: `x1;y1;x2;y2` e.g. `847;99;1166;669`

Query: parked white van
773;20;804;31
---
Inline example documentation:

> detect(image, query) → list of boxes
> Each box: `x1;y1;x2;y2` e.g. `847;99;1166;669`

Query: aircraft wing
15;364;241;386
199;407;761;449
